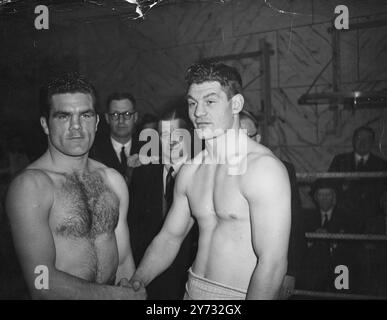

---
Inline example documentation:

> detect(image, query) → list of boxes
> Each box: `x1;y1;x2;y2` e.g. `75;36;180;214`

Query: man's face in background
106;99;137;142
239;116;261;143
353;129;373;156
315;188;336;212
159;119;191;165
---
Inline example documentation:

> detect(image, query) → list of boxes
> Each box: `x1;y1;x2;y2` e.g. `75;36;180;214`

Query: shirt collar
320;208;333;221
355;153;369;163
110;137;132;155
164;157;187;178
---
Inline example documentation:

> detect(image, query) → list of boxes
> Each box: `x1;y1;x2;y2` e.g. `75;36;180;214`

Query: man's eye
206;100;215;105
188;101;196;108
57;114;68;120
82;113;93;118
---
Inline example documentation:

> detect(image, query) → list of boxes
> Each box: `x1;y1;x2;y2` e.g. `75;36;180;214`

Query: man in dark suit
301;179;357;292
328;126;387;232
128;110;198;300
304;179;348;234
239;109;307;299
90;92;140;185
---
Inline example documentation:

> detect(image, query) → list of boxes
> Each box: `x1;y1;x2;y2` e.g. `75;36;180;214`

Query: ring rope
305;232;387;241
296;171;387;180
292;289;387;300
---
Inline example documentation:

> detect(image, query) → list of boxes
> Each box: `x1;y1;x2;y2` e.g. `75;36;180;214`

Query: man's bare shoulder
6;168;54;220
89;158;119;180
88;157;108;170
88;159;127;198
8;167;54;195
246;142;284;170
242;144;288;192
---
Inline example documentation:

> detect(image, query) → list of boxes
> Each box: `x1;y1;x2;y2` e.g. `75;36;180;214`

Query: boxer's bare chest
49;171;119;240
187;165;249;221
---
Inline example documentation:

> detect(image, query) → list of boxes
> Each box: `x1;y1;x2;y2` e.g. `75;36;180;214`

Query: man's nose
118;114;126;124
70;115;81;130
194;102;207;117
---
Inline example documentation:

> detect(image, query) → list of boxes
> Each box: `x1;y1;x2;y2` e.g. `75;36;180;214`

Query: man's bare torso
185;142;273;291
27;158;120;284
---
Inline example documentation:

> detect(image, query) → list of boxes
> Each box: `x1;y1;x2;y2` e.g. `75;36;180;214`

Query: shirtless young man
130;62;291;300
6;73;146;300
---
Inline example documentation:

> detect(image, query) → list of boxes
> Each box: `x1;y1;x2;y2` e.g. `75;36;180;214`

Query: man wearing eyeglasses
91;92;139;185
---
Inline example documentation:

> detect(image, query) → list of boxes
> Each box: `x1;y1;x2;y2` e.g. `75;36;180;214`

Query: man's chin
196;128;215;140
62;146;90;157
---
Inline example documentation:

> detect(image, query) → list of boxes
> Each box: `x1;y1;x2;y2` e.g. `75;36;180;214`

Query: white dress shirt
110;137;132;163
354;153;369;167
320;208;333;227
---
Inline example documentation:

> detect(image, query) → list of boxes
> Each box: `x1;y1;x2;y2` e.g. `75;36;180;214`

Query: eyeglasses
109;111;136;121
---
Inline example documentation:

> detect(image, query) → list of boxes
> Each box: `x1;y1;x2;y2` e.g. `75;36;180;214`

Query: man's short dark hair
185;61;243;99
40;72;97;119
106;92;136;113
353;126;375;141
159;108;190;130
310;178;338;199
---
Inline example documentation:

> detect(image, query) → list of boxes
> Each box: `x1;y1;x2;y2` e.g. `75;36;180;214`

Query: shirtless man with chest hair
130;62;291;299
6;73;145;299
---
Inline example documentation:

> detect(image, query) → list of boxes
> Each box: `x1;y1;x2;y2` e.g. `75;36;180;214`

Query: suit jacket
328;152;387;230
282;161;307;279
128;163;198;300
90;132;141;185
299;206;357;292
303;207;348;233
365;214;387;235
329;151;387;173
362;214;387;295
129;163;164;266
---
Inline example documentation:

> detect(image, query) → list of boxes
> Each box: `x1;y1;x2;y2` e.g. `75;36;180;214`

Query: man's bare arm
242;155;291;299
103;169;136;283
6;170;141;300
130;165;194;287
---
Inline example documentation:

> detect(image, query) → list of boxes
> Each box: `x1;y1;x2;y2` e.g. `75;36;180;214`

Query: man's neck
46;147;89;174
111;135;132;145
204;123;244;163
355;152;370;159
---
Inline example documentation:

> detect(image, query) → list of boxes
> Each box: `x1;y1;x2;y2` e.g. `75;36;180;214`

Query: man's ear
40;117;49;136
105;113;110;125
95;114;100;132
134;111;138;124
231;94;244;114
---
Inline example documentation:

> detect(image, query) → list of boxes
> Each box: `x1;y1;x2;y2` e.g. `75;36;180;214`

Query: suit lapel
100;137;121;171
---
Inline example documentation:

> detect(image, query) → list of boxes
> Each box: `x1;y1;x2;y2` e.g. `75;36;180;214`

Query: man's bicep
108;170;131;264
245;158;291;261
6;174;56;291
162;173;193;240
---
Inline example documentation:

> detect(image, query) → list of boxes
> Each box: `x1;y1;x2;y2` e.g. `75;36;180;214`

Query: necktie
165;167;175;211
357;157;365;171
120;146;127;173
322;213;329;229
